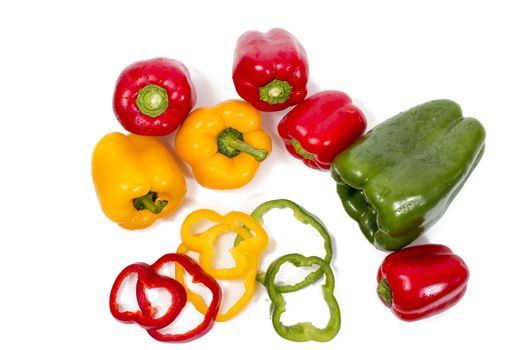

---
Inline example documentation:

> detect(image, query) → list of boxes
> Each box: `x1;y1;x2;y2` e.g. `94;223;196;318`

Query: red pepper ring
109;262;187;330
136;253;222;343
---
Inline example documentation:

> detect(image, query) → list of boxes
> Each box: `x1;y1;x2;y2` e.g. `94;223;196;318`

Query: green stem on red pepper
376;277;392;307
135;84;169;118
259;79;293;105
290;138;315;161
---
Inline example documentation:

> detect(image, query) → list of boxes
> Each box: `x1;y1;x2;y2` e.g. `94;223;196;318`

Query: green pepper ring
234;199;332;293
265;253;341;342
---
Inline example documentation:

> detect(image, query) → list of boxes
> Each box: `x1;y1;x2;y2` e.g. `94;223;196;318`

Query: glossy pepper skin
92;132;186;229
137;253;221;342
331;100;485;250
113;57;196;136
376;244;469;321
233;28;308;111
175;100;272;189
278;91;367;170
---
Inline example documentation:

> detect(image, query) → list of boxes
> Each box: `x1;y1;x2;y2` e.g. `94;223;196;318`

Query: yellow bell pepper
175;100;272;189
92;132;186;230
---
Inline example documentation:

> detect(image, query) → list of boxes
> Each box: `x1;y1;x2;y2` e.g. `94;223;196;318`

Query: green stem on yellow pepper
133;191;168;214
217;127;268;161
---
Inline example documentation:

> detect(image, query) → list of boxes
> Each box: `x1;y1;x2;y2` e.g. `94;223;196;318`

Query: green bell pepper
331;99;485;251
265;253;341;342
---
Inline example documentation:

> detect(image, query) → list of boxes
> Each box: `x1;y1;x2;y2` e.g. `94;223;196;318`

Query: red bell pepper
137;253;222;343
109;262;187;330
376;244;470;321
233;28;309;111
277;90;367;170
113;57;196;136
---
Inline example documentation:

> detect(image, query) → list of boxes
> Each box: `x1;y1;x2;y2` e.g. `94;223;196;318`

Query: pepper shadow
352;96;379;132
407;233;432;247
190;68;221;109
306;78;322;96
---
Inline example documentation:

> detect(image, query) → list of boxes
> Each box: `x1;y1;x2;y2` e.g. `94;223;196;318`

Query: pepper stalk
217;127;268;161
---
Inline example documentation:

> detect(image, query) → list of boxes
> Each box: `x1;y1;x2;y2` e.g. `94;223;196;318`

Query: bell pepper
232;28;309;111
109;262;187;330
265;254;341;342
176;243;260;322
234;199;333;293
92;132;186;230
331;100;486;250
113;57;196;136
278;91;367;170
136;253;221;342
175;100;272;189
376;244;470;321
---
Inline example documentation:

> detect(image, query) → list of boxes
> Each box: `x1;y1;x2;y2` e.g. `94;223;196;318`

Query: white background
1;0;524;349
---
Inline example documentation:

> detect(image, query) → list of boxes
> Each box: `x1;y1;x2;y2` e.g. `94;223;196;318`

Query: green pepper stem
217;127;268;162
377;277;393;308
259;79;293;105
133;191;168;214
290;138;315;161
228;138;268;161
135;84;169;118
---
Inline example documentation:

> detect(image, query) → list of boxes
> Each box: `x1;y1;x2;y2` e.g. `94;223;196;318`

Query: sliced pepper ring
175;243;259;322
265;253;341;342
109;262;187;330
235;199;332;293
181;209;268;280
136;253;222;342
180;209;225;251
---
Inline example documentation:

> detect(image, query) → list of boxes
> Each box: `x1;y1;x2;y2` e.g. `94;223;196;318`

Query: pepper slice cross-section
265;253;341;342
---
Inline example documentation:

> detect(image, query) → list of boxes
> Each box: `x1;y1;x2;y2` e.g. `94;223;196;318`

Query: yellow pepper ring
176;243;259;322
223;212;268;256
196;223;253;280
180;209;269;279
180;209;227;251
